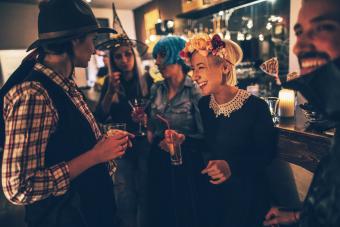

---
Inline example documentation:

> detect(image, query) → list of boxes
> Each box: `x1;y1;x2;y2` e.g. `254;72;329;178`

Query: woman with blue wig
146;36;211;227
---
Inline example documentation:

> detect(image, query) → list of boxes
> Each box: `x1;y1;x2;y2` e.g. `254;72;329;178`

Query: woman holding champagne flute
95;35;151;227
169;33;278;227
147;36;210;227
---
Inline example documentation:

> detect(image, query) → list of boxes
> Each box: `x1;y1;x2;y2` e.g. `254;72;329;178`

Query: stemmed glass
264;97;280;125
130;98;147;136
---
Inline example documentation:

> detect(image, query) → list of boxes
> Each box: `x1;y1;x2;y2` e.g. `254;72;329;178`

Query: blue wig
152;36;191;73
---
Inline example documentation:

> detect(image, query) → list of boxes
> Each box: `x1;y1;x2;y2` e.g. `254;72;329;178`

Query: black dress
198;92;278;227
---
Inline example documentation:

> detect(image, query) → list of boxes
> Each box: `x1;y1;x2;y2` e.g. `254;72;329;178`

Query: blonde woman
173;34;278;227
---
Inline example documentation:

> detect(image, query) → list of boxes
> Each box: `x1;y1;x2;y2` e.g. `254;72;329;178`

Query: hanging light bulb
247;19;253;29
269;15;283;23
266;22;273;30
259;33;264;41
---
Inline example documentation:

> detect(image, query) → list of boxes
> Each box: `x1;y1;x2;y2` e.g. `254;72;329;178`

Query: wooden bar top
276;116;334;173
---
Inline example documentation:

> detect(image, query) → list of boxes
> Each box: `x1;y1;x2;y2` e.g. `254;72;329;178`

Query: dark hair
41;41;73;55
38;33;88;60
109;45;136;73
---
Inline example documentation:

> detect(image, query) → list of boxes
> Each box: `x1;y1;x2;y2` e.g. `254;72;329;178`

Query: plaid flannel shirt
1;63;114;205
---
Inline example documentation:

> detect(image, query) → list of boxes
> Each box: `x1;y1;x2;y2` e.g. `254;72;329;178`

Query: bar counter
276;117;334;173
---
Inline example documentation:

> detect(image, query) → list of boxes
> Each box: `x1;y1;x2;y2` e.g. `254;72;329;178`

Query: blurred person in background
95;35;150;227
264;0;340;226
94;53;110;91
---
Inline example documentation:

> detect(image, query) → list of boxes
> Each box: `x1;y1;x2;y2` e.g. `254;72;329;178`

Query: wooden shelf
176;0;257;19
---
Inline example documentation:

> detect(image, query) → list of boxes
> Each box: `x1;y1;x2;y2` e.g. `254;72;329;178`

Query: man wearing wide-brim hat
0;0;132;226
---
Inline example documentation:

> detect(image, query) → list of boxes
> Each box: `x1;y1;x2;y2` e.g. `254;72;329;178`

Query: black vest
16;69;116;227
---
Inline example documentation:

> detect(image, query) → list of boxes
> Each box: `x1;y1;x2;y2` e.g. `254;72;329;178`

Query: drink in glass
167;133;182;166
131;99;146;136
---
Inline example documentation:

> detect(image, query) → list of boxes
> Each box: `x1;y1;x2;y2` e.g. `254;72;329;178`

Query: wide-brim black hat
27;0;117;52
96;34;148;57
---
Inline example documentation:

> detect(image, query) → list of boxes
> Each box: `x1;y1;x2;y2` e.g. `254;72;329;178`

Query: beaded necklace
209;89;251;118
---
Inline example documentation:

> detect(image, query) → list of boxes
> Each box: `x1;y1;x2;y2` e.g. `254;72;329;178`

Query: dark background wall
133;0;183;49
0;2;38;50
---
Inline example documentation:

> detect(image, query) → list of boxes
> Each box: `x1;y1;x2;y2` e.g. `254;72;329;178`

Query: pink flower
179;50;187;58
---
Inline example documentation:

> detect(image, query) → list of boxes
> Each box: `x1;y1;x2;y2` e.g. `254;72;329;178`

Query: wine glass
130;98;147;136
264;97;280;125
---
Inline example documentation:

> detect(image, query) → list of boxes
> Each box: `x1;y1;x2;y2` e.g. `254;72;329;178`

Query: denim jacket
148;76;204;139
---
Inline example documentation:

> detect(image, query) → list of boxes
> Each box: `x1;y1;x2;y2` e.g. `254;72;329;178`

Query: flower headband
180;33;232;65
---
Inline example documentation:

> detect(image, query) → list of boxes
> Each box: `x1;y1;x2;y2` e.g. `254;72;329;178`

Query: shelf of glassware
177;0;257;19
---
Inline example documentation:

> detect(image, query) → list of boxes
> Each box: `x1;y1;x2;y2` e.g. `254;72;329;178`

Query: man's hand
263;207;300;226
91;130;134;163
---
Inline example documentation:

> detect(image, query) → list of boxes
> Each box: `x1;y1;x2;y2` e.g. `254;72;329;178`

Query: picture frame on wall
144;9;160;53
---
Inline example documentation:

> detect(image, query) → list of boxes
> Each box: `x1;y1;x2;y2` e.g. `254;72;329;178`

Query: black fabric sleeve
227;99;278;176
197;96;215;161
